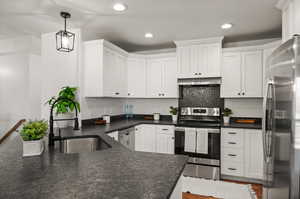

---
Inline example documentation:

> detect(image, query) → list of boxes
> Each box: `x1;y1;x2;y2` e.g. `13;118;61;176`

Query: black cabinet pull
162;128;169;131
128;93;130;96
115;92;119;95
228;132;237;135
242;92;245;95
162;93;165;96
238;93;241;95
198;73;202;75
228;168;237;171
228;142;236;145
228;154;237;157
194;73;197;75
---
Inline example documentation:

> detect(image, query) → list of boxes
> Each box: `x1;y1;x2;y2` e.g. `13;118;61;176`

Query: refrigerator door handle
263;80;274;163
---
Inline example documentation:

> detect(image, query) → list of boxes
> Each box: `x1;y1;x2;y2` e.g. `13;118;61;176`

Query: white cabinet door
127;57;147;98
134;125;156;152
83;41;102;97
103;48;117;97
244;129;264;179
162;57;178;98
206;44;221;77
242;51;263;98
115;54;127;97
221;52;242;98
147;59;163;98
191;45;205;77
177;46;192;78
155;125;175;154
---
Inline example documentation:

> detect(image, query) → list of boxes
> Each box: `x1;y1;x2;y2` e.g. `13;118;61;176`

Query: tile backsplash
224;98;263;118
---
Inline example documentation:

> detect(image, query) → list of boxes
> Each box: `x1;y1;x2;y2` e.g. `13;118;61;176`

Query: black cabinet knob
242;92;245;95
128;93;130;96
238;93;241;95
115;92;119;95
199;73;202;75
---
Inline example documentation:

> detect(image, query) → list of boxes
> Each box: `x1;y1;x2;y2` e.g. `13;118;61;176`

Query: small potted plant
46;86;80;127
169;106;178;123
20;120;48;157
223;108;233;124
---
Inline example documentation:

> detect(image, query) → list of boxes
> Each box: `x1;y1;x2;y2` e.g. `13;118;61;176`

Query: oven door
175;127;220;160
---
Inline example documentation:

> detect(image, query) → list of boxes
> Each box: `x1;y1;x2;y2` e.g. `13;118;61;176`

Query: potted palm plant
223;108;233;124
46;86;80;127
20;120;48;157
169;106;178;123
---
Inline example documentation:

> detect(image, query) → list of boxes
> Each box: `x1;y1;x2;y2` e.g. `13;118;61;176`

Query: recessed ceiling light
145;33;153;38
113;3;127;11
221;23;233;29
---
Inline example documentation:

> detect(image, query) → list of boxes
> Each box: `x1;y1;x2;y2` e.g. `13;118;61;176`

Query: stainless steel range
175;81;223;180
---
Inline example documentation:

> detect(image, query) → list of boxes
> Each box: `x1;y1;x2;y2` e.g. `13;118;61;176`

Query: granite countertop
0;118;188;199
221;122;262;129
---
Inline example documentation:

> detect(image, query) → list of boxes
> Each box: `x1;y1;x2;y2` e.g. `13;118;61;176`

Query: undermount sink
60;136;111;154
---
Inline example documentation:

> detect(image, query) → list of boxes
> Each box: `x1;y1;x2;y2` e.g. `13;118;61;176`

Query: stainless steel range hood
177;77;221;85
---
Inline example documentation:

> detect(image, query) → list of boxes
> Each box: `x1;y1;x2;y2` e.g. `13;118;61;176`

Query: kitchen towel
196;129;208;154
184;128;196;153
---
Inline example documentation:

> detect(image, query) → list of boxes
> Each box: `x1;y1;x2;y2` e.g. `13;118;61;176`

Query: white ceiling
0;0;282;51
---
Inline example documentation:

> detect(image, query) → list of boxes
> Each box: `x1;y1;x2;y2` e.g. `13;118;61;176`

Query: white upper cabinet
242;51;263;98
221;52;242;98
277;0;300;42
84;40;128;98
221;48;263;98
147;58;163;98
175;37;223;79
146;54;178;98
127;56;147;98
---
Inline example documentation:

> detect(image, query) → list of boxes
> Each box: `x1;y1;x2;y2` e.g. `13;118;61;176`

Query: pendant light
56;12;75;52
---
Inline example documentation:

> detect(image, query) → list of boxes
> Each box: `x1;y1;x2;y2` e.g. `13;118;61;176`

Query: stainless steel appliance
175;107;221;180
118;128;135;150
263;35;300;199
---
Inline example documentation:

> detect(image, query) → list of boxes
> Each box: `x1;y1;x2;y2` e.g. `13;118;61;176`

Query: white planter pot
22;139;44;157
172;115;178;123
223;116;230;124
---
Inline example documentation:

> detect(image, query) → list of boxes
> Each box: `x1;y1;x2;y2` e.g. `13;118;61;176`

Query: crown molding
174;36;224;47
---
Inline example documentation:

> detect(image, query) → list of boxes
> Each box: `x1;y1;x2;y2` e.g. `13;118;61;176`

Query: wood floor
182;180;262;199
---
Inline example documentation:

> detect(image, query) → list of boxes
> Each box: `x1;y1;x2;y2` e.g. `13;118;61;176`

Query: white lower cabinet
221;128;263;180
244;130;264;179
107;131;119;141
134;124;175;154
135;125;156;153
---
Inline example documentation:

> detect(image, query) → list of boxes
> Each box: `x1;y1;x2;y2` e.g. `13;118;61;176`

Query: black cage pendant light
56;12;75;52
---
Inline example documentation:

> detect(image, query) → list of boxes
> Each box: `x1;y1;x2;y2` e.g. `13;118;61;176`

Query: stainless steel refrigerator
263;35;300;199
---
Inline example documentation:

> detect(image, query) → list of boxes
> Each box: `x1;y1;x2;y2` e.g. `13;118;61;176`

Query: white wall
125;99;178;115
0;36;41;122
41;29;81;121
81;98;126;119
224;98;263;118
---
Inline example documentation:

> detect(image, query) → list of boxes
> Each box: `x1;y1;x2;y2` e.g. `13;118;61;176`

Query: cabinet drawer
221;147;244;163
221;161;244;177
221;128;244;148
156;125;174;135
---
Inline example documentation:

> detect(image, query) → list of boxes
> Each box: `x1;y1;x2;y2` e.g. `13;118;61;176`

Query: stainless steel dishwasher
118;128;135;150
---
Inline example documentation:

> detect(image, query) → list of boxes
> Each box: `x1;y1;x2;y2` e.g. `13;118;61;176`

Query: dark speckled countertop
0;119;188;199
221;122;262;129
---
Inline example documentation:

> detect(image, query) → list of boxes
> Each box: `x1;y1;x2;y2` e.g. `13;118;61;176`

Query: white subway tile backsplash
224;98;263;118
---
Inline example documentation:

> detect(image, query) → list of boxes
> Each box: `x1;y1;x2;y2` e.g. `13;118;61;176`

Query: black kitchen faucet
48;97;79;146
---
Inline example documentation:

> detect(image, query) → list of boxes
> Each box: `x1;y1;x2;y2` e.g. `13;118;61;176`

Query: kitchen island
0;118;188;199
